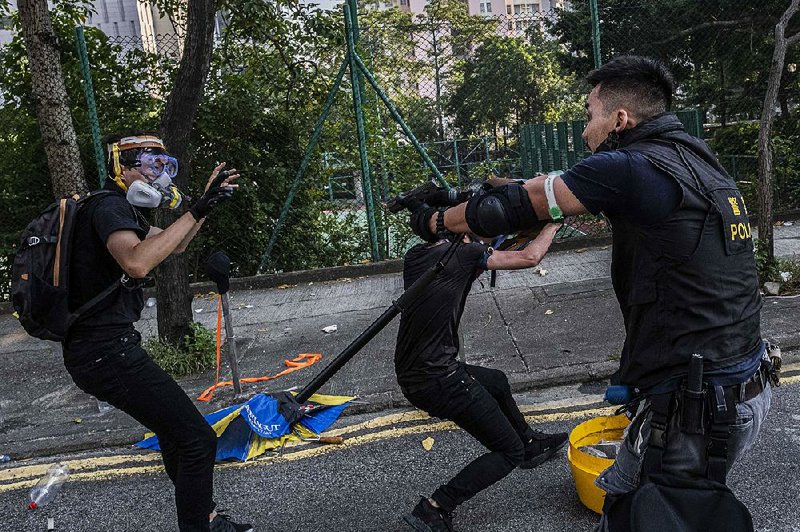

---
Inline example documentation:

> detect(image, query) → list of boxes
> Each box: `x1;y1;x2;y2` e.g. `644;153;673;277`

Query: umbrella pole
296;237;462;404
220;292;243;396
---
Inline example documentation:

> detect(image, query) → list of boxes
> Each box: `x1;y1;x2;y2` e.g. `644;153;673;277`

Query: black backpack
11;191;119;341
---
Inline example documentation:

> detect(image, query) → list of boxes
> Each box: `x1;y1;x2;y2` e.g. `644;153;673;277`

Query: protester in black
410;56;771;529
62;133;251;532
397;225;567;532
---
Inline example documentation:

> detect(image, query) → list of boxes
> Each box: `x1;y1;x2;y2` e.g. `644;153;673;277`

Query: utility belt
643;349;777;484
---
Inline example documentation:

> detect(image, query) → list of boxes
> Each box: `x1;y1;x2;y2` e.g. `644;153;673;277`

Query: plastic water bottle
28;463;70;509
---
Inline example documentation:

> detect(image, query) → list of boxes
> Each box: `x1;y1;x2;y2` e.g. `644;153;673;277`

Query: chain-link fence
2;0;799;301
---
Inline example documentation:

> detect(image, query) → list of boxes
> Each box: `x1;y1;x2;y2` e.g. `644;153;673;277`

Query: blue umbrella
137;391;352;462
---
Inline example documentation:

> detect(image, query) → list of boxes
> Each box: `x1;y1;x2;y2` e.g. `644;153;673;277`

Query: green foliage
754;238;800;295
144;321;216;377
708;120;800;213
448;33;582;136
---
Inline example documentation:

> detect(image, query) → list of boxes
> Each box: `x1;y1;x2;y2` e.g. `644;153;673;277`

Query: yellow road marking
0;406;615;493
2;374;794;493
0;395;599;487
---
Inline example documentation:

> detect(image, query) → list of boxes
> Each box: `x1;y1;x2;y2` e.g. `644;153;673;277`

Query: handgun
385;180;440;213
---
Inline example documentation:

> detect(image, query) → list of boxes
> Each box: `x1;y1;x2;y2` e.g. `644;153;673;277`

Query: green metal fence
2;0;799;301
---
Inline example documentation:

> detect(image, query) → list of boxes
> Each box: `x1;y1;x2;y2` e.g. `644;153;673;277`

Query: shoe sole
519;439;568;470
403;514;435;532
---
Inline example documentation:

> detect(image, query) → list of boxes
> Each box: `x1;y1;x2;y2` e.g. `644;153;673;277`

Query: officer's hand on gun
389;177;530;242
189;163;240;221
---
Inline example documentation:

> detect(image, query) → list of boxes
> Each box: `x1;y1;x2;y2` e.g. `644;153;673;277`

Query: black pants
401;364;534;512
65;331;216;532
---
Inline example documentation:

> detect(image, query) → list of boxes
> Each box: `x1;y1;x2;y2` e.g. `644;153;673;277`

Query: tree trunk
757;0;800;262
18;0;87;199
155;0;217;345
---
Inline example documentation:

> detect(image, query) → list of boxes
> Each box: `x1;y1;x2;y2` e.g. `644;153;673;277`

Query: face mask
126;171;183;209
125;152;183;209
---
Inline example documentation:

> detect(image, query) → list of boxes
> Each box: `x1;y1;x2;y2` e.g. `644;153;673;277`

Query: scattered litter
763;282;781;296
780;271;793;282
28;463;69;510
245;304;254;308
421;437;435;451
322;325;338;334
277;284;295;289
47;518;54;531
537;268;548;276
579;440;621;460
0;454;11;464
575;248;588;253
785;221;794;226
97;400;113;414
308;282;314;286
146;297;156;308
338;277;353;283
72;418;82;424
545;309;554;315
194;308;204;313
12;311;19;319
283;327;292;333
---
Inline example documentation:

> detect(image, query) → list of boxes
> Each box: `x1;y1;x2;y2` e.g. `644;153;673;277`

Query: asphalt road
1;375;799;532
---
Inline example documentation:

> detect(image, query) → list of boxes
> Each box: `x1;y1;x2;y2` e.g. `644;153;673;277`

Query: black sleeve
560;150;682;225
92;195;148;244
456;242;488;274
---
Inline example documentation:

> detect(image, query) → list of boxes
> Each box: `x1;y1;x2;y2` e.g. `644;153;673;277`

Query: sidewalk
1;225;798;460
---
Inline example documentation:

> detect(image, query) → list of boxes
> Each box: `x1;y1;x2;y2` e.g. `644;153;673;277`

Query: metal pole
296;238;460;403
74;26;106;187
589;0;602;69
453;139;461;187
220;293;242;396
345;4;380;262
257;59;348;273
352;52;449;189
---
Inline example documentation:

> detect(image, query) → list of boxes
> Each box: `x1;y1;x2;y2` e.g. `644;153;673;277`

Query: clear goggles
135;150;179;181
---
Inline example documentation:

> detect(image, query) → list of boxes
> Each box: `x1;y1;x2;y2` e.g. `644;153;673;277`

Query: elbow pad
464;183;539;237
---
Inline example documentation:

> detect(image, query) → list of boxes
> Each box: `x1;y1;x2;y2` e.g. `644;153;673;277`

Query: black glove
189;170;235;220
402;196;438;242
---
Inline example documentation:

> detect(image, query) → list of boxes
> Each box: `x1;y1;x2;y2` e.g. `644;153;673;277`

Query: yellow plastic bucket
567;413;630;514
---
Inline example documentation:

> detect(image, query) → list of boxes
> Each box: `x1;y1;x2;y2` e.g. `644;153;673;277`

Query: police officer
63;133;252;532
406;56;771;524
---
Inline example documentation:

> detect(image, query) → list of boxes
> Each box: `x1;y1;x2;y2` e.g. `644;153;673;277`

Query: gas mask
126;152;182;209
108;135;184;209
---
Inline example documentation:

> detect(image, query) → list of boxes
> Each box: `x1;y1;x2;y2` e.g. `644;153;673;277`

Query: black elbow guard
464;183;539;237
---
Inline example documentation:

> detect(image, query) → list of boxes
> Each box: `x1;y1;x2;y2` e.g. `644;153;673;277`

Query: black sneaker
519;430;568;469
210;512;254;532
403;497;454;532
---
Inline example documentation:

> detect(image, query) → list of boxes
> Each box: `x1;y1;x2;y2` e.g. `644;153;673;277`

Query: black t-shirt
560;150;682;225
64;185;150;354
394;241;486;386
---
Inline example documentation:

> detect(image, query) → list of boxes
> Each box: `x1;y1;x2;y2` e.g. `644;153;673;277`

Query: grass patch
144;322;216;378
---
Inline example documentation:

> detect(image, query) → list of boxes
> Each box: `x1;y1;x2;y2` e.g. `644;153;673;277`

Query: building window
130;20;136;35
513;4;521;14
486;2;492;12
532;2;540;11
113;21;119;37
506;4;511;14
118;0;125;20
479;3;485;13
101;0;109;23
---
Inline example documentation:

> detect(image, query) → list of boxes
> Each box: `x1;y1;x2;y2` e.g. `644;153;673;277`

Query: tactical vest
607;114;762;391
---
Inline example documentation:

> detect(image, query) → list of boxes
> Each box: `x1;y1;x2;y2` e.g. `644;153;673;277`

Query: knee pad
464;183;538;237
